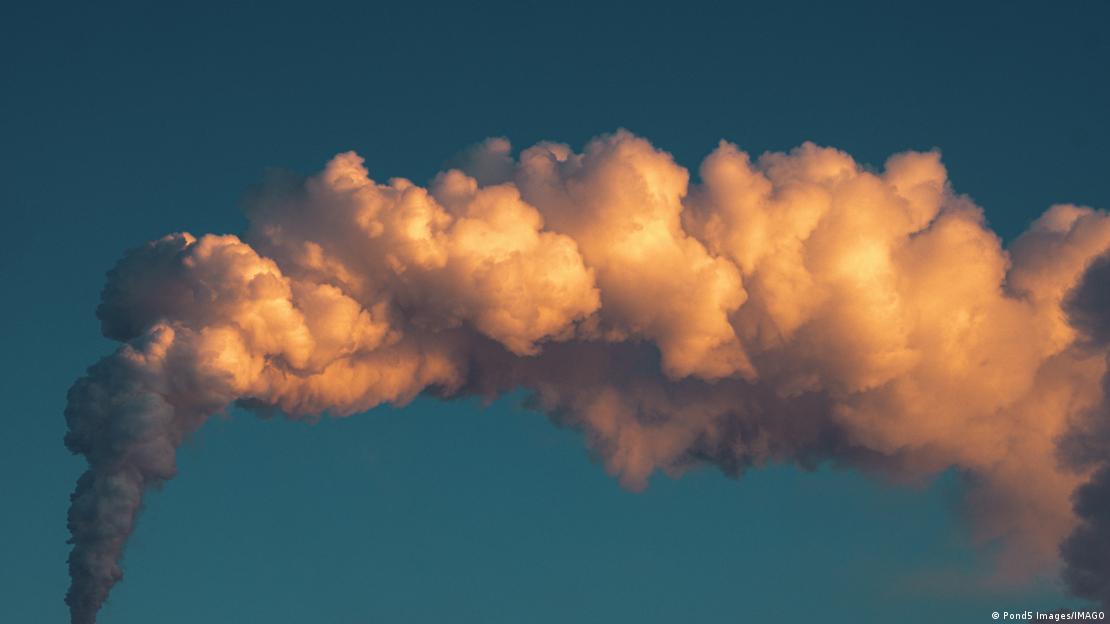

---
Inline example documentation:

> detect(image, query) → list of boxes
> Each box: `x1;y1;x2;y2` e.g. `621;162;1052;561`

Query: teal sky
2;1;1108;622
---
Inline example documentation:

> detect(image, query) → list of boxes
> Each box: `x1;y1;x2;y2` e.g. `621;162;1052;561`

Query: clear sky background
2;1;1109;622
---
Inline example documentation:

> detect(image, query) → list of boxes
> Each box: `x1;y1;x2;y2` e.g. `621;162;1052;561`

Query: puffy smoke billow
64;131;1110;621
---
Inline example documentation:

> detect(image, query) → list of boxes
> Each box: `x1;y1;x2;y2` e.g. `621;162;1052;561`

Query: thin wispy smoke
64;131;1110;622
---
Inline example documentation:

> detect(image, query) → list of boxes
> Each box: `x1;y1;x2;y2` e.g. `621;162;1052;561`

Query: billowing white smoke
64;131;1110;622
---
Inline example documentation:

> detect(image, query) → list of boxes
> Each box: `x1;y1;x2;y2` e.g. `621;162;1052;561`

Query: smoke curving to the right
63;131;1110;621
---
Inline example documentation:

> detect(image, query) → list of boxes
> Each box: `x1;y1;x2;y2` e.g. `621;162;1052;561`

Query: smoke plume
64;131;1110;621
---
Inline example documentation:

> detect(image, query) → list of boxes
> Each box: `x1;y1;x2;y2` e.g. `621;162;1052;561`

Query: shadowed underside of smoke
63;131;1110;622
1059;254;1110;607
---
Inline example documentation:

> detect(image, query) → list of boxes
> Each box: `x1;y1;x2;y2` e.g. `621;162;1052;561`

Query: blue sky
2;1;1109;622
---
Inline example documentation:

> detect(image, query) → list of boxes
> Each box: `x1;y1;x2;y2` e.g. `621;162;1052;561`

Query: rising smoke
64;131;1110;622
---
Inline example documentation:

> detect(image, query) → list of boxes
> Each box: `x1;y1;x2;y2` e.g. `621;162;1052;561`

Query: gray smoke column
65;235;254;622
63;131;1110;622
1059;253;1110;606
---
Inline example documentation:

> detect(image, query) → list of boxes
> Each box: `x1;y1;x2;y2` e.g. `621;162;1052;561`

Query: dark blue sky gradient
2;1;1108;622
